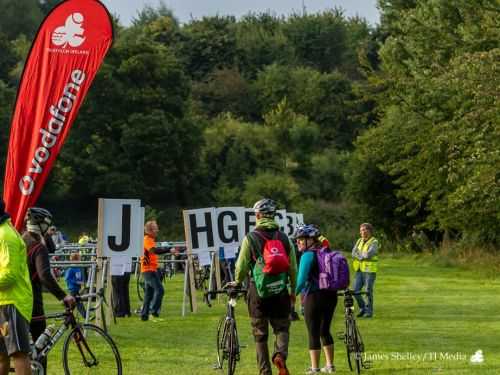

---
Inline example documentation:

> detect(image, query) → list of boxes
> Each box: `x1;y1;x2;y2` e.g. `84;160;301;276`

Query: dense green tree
199;114;280;204
191;68;259;120
262;99;320;168
38;0;61;16
255;64;362;148
180;16;238;79
234;13;295;78
131;2;176;26
358;0;500;242
0;33;17;81
242;171;301;209
46;27;199;205
283;9;350;73
342;17;374;79
5;1;495;249
306;149;349;201
0;0;43;40
0;81;15;179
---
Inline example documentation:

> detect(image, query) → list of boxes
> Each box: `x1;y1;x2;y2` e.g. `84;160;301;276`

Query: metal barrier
49;259;102;324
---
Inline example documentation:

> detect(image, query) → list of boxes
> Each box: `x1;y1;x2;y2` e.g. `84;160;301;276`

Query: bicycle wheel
226;320;238;375
136;273;144;301
216;317;227;369
345;318;355;372
353;323;365;374
194;269;206;290
98;302;109;333
62;324;122;375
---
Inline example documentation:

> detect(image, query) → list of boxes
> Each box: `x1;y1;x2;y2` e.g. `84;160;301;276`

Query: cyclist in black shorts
295;224;338;374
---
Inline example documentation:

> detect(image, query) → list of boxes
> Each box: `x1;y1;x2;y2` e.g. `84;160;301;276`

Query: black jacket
23;232;66;317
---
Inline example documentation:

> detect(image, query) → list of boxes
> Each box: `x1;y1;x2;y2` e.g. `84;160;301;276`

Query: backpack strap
248;231;265;262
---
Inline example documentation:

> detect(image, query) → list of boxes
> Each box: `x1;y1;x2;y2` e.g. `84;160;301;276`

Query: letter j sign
99;199;143;258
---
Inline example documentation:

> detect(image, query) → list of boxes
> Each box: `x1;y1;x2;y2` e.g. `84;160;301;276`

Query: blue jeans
353;271;376;316
141;270;164;318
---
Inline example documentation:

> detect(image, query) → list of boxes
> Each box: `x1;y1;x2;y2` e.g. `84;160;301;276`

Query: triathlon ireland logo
51;13;85;48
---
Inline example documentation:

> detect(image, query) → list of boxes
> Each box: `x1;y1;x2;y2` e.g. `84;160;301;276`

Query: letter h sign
183;208;216;252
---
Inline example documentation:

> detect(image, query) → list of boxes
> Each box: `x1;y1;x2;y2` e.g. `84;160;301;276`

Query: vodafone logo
51;13;86;48
19;69;86;196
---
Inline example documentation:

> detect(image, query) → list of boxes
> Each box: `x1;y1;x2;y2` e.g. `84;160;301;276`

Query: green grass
43;256;500;374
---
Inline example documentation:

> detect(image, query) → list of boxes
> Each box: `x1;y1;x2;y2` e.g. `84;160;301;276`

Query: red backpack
253;231;290;275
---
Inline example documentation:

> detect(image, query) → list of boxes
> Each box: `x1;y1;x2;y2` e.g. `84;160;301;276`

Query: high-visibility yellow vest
352;237;379;273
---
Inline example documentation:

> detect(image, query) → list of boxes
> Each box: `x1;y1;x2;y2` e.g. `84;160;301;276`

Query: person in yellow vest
78;233;90;245
352;223;379;318
0;200;33;374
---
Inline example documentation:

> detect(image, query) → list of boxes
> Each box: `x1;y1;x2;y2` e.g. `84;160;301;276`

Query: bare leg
322;344;334;367
309;349;321;369
0;353;9;375
12;353;31;375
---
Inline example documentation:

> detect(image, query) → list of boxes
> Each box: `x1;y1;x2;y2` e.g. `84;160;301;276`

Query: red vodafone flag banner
3;0;113;229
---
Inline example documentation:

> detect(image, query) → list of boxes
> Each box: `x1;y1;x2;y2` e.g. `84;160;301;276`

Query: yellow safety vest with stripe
352;237;379;273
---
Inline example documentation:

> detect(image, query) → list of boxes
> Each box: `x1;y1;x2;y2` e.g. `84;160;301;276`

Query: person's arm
295;251;314;295
0;240;16;289
34;246;66;300
365;240;379;259
44;234;56;253
234;236;252;284
352;239;362;260
287;237;297;292
143;236;169;256
149;247;170;255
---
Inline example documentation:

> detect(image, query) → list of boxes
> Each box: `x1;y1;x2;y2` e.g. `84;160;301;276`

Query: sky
101;0;380;26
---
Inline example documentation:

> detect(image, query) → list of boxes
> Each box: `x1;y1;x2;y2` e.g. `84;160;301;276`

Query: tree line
0;0;498;248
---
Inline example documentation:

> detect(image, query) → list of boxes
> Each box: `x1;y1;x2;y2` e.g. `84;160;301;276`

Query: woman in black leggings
295;224;337;374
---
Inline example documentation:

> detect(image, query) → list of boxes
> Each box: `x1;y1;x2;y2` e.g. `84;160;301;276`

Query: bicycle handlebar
76;287;104;302
204;288;247;308
337;289;367;297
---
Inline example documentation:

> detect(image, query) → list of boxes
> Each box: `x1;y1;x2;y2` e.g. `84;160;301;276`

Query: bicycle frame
337;290;371;374
205;288;247;375
31;300;82;366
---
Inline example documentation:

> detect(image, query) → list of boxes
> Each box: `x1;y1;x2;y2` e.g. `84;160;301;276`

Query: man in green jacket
0;200;33;375
231;198;297;375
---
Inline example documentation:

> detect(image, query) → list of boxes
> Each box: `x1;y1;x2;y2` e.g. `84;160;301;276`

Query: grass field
43;255;500;374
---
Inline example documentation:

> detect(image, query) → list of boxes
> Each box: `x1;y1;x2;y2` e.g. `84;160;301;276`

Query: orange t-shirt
141;235;158;273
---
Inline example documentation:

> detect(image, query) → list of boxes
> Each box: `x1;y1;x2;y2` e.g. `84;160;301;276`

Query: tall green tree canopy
354;0;500;242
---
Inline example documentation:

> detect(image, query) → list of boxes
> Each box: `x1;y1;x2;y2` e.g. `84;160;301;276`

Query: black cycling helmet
26;207;53;227
253;198;277;216
295;224;320;239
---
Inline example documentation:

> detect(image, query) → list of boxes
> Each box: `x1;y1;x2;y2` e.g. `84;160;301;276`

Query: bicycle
193;257;211;291
204;287;247;375
336;290;371;374
15;292;122;374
